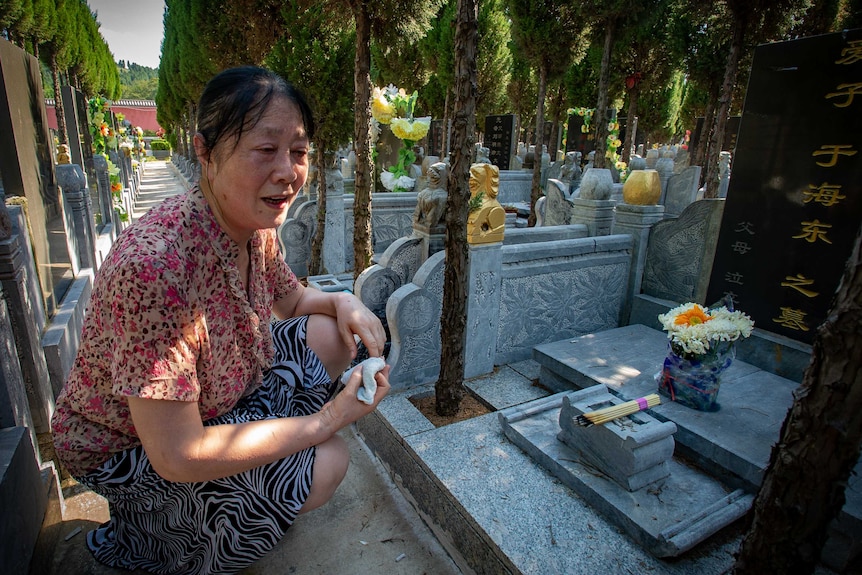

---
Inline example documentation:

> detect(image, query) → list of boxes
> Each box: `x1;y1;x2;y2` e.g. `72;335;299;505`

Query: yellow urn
622;169;661;205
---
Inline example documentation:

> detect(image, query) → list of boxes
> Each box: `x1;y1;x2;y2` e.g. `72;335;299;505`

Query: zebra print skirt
79;316;335;575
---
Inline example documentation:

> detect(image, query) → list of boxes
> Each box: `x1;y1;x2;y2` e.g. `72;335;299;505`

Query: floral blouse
51;186;299;477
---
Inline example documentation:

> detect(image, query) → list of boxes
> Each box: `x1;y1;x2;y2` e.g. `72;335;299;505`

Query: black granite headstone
428;119;445;158
565;113;594;155
485;114;517;171
706;29;862;345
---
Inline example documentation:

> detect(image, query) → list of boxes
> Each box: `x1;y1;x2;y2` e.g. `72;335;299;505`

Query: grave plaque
428;119;445;158
485;114;517;171
565;112;593;154
706;29;862;345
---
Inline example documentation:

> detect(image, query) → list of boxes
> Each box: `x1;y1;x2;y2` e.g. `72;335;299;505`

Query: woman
51;66;390;575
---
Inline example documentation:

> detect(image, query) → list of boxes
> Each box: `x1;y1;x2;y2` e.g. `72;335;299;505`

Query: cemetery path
132;160;188;222
34;160;462;575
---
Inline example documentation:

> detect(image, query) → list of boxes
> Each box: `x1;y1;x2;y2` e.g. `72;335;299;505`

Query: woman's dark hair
196;66;315;158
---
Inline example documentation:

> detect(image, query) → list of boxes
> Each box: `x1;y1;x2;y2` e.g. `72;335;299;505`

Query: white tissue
354;357;386;405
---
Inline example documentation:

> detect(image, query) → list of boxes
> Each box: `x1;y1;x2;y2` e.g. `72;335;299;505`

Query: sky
88;0;166;69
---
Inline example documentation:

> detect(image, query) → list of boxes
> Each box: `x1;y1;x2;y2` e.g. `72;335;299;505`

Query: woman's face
201;96;309;246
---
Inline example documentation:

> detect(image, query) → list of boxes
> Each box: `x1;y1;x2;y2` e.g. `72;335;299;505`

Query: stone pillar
613;203;666;323
323;165;346;275
411;226;446;261
717;151;732;198
92;154;116;235
56;164;97;270
0;203;54;433
655;152;675;204
570;198;616;236
464;242;503;379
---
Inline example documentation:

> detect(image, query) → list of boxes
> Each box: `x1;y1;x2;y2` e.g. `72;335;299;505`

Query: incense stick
575;394;661;427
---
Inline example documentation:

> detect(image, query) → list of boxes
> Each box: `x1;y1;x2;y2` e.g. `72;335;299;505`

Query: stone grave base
500;393;753;557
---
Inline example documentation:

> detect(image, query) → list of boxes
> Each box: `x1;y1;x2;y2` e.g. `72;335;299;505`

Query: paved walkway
34;160;461;575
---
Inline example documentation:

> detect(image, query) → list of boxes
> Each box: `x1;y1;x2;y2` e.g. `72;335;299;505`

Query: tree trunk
592;17;617;170
528;64;547;228
50;58;68;146
435;0;477;417
622;85;640;164
309;145;328;276
694;94;716;173
352;3;374;280
733;222;862;574
548;84;564;162
704;15;745;198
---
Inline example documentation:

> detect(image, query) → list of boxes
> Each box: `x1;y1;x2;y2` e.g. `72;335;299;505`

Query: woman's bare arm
128;365;390;483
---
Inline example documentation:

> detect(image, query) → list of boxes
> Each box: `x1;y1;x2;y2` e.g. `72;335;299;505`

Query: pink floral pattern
52;186;299;477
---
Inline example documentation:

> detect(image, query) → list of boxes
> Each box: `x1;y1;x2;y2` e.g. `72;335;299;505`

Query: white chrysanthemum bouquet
658;302;754;358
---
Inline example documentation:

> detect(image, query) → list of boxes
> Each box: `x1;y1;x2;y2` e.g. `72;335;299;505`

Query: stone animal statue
413;162;448;230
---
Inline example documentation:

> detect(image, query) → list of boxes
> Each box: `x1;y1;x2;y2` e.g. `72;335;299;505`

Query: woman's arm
128;364;390;483
273;285;386;359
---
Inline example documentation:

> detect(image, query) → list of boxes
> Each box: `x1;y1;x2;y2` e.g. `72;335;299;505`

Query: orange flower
111;182;122;192
674;304;712;326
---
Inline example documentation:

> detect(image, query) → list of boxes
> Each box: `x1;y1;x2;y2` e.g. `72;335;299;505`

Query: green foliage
476;0;513;128
118;62;159;100
508;0;588;82
468;189;485;213
266;2;355;153
506;46;537;140
415;1;455;120
150;139;172;151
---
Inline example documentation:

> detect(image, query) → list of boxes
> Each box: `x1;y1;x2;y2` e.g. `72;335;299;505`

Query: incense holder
558;385;677;492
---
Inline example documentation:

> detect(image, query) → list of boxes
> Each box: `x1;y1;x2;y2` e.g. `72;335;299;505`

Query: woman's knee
300;434;349;513
306;314;352;379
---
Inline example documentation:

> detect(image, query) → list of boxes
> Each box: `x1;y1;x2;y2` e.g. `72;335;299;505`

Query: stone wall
385;234;632;389
279;170;534;278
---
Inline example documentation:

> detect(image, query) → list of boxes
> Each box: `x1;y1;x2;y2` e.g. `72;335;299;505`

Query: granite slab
534;323;799;489
499;393;753;558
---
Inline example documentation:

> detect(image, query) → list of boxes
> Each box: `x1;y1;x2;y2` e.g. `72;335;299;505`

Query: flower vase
656;341;734;411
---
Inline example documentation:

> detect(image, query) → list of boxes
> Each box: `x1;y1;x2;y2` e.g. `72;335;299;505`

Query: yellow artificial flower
391;117;430;141
371;87;395;124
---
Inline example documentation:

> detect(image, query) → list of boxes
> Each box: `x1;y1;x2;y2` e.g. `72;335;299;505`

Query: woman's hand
318;363;391;434
333;293;386;359
275;288;386;359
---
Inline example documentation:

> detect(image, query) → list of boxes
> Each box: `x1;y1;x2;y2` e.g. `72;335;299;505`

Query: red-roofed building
45;99;162;133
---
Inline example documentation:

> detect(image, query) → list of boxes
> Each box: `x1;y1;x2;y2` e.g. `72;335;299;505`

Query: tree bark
309;147;328;276
435;0;477;417
528;64;547;227
50;58;68;146
548;84;564;162
622;85;639;164
733;222;862;574
694;94;716;173
592;17;617;170
704;15;745;198
352;2;374;281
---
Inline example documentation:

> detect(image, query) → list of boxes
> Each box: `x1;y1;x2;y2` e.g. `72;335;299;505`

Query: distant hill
118;61;158;100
